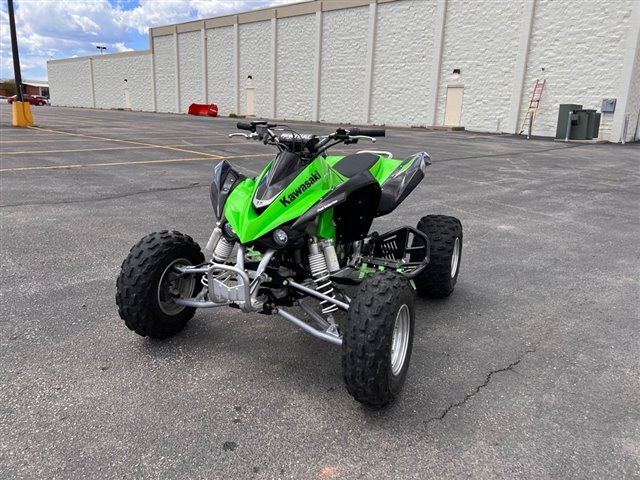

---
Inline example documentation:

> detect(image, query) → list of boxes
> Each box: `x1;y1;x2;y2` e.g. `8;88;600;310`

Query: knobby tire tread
342;271;414;408
115;230;204;338
414;215;462;298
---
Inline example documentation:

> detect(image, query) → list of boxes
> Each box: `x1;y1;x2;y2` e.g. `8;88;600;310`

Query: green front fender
224;157;345;244
223;152;413;244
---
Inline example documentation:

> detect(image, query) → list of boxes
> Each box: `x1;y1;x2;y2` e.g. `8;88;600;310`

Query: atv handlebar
234;121;386;139
229;122;387;159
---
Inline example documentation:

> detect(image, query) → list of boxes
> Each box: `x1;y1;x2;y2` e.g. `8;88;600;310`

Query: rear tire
414;215;462;298
116;230;204;338
342;271;415;408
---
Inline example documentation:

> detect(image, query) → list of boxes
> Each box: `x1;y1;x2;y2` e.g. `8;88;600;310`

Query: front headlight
272;229;288;247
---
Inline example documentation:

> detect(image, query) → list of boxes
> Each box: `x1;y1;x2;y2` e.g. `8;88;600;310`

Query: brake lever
228;133;258;139
349;135;376;143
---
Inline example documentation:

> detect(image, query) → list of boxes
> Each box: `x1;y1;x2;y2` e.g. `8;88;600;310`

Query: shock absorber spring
308;240;338;314
213;237;234;263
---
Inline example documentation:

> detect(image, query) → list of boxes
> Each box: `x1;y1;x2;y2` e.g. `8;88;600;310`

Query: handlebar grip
351;128;386;137
237;122;253;131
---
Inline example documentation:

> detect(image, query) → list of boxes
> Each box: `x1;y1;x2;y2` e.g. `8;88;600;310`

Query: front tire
342;272;415;408
413;215;462;298
116;230;204;338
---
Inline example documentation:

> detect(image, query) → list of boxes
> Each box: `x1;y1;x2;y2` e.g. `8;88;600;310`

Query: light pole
96;45;107;55
8;0;33;126
7;0;23;102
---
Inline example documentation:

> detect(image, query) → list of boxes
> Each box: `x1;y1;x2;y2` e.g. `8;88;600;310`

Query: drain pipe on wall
621;113;629;144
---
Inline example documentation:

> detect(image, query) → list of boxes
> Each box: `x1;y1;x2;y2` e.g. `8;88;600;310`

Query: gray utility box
556;104;582;139
601;98;616;113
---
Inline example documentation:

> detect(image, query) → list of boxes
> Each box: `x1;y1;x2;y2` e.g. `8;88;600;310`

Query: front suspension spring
308;251;338;314
213;237;234;263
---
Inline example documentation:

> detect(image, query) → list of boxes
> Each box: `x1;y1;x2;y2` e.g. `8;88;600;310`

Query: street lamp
96;45;107;55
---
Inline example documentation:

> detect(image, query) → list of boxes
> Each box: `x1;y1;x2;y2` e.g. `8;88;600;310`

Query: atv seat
332;152;379;177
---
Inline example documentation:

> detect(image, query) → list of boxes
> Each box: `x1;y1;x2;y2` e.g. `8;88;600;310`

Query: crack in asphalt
0;182;206;208
427;346;537;423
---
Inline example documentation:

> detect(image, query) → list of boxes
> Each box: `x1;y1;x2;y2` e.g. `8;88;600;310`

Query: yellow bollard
12;101;34;127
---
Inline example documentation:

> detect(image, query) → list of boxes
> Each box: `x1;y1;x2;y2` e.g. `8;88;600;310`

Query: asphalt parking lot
1;105;638;479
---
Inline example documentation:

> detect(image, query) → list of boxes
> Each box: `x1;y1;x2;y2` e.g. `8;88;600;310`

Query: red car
7;95;49;106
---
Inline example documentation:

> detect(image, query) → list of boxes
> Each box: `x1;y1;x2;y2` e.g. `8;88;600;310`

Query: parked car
34;95;50;105
0;95;8;104
7;95;49;106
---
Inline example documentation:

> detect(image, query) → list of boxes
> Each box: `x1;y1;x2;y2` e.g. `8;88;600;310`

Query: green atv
116;121;463;408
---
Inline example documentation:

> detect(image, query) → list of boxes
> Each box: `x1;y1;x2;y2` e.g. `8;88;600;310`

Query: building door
444;85;464;127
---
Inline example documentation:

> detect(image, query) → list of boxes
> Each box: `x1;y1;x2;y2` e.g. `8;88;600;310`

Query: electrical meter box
601;98;616;113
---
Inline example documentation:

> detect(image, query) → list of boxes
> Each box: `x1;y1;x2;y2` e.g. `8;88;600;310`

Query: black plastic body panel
334;175;381;243
291;170;381;242
247;223;307;251
210;160;246;220
376;152;431;216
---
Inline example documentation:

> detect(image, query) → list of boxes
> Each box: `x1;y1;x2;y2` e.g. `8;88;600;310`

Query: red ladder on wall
519;79;546;136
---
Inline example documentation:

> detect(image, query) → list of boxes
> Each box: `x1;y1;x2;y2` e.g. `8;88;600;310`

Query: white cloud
121;0;192;35
70;14;101;36
114;42;134;52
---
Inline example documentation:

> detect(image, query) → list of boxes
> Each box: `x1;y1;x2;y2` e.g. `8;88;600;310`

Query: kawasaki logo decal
280;172;321;207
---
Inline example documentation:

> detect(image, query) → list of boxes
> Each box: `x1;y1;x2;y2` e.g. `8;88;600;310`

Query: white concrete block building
48;0;640;142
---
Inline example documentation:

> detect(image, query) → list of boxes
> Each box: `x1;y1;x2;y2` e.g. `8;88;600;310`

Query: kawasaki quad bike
116;121;463;408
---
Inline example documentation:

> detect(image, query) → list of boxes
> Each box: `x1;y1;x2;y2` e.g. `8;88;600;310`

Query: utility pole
8;0;24;102
7;0;33;126
96;46;107;55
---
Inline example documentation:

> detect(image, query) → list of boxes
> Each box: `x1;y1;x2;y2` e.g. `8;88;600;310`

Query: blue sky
0;0;294;81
